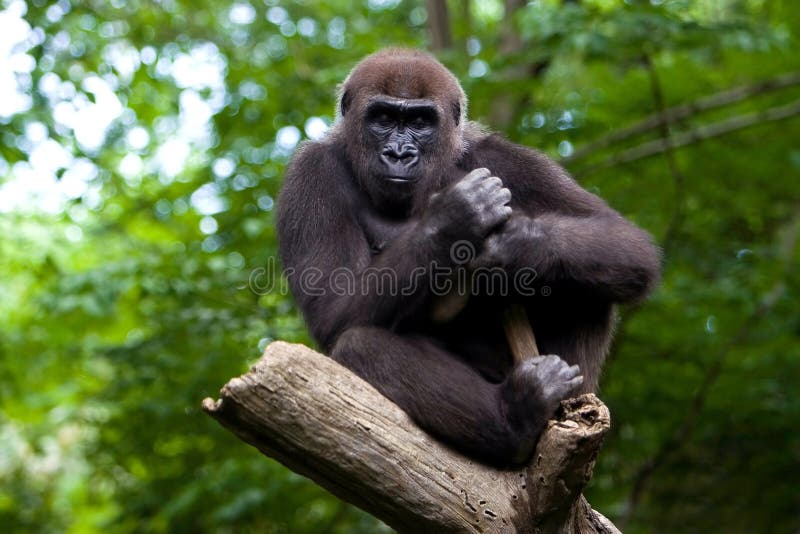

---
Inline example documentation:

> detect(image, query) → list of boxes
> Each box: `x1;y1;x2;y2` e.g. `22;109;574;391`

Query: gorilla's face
351;96;442;214
335;50;467;216
363;97;439;184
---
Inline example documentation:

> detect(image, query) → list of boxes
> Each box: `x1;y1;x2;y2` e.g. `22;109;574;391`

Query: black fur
276;49;660;466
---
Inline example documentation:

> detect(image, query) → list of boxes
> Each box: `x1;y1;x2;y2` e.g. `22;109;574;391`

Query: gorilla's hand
500;355;583;463
472;215;543;272
424;168;512;245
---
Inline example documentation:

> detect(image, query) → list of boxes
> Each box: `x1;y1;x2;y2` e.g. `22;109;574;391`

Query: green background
1;0;798;532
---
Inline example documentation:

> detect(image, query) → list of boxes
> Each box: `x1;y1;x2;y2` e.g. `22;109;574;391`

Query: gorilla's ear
451;102;461;126
340;90;352;116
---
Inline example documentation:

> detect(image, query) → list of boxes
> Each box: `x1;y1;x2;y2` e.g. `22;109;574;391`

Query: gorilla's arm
276;144;434;349
472;134;661;303
276;143;508;350
480;212;659;302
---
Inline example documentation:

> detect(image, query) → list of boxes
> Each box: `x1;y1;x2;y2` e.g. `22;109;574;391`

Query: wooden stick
503;302;539;364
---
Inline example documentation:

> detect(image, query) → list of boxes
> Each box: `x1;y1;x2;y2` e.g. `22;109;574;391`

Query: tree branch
203;341;620;533
642;53;686;253
564;71;800;164
573;98;800;176
619;208;800;527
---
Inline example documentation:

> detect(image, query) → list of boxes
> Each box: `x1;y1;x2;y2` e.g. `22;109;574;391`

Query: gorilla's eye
406;109;437;131
410;117;429;129
377;113;393;125
370;112;394;128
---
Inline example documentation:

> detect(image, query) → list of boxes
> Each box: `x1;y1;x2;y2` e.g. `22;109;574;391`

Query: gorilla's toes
501;355;584;428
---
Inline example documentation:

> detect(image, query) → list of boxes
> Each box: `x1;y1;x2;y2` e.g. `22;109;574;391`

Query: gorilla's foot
500;355;584;464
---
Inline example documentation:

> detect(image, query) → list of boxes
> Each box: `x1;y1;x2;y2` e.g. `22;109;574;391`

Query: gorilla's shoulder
284;138;355;188
288;139;346;169
465;127;560;180
469;129;547;161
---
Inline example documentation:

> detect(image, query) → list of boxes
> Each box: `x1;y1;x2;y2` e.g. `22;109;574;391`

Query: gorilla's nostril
382;144;418;167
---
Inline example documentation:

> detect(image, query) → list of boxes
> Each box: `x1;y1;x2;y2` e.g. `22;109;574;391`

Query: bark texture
203;341;620;533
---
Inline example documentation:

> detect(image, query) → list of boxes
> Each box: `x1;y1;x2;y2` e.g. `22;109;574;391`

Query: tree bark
203;341;620;533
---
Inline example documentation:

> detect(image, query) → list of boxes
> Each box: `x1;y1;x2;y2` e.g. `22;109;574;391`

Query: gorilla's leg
330;326;580;466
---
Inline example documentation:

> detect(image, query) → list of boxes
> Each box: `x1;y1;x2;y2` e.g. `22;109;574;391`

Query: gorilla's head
335;49;468;214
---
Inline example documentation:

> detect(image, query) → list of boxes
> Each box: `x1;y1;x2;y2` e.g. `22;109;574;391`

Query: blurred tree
0;0;797;532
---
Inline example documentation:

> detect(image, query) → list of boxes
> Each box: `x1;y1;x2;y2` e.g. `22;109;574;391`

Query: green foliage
0;0;797;532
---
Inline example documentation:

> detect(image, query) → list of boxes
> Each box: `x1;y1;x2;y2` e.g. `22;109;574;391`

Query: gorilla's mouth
380;152;420;184
384;175;418;184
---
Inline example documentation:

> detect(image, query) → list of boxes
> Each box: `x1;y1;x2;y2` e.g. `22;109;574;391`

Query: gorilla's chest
357;208;412;255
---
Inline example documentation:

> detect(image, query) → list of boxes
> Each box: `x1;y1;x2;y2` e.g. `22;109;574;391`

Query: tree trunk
203;341;620;533
426;0;452;51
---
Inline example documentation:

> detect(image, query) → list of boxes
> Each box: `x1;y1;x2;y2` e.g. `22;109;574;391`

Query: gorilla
276;49;660;466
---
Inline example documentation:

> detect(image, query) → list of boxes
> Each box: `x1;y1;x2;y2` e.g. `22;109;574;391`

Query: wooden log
203;341;619;533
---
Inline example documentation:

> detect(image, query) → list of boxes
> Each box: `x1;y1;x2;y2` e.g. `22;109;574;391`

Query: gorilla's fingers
495;187;512;205
566;375;584;390
464;167;491;182
483;176;503;188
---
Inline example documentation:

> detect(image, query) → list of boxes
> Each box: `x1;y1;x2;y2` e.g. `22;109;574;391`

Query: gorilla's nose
381;143;419;168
